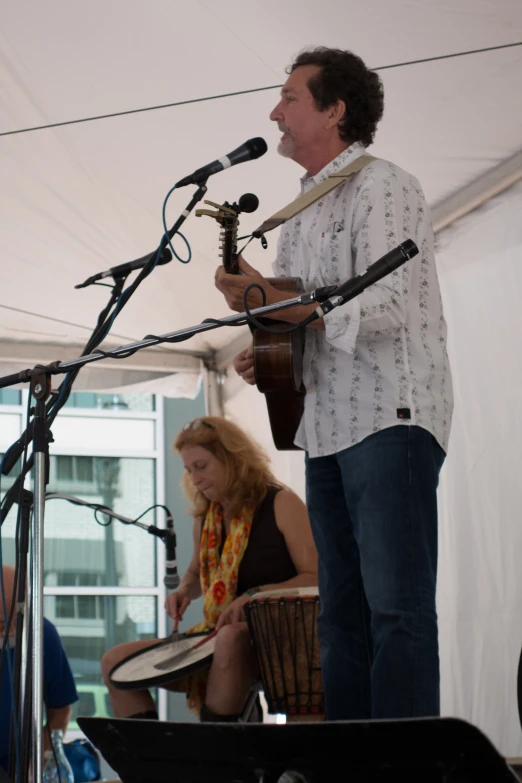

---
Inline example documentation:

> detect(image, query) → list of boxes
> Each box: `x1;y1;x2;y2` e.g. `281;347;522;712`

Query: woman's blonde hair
174;416;281;519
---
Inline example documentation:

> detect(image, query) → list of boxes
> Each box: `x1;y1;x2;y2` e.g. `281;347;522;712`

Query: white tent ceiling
1;0;522;389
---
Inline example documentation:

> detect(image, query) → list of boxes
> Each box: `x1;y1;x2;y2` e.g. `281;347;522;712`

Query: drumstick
169;614;181;642
191;628;218;649
153;628;218;671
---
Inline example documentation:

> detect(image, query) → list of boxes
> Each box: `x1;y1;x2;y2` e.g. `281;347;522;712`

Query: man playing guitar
215;46;453;723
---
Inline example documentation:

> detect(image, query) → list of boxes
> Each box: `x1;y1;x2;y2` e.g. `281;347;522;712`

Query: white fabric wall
436;182;522;757
226;182;522;757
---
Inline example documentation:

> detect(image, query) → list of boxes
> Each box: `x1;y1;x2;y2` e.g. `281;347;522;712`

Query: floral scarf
182;500;254;714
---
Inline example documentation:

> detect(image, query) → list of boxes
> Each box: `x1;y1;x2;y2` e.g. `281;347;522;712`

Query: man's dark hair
289;47;384;147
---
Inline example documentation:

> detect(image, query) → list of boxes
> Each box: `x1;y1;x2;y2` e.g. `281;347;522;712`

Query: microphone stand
0;184;209;783
0;295;307;387
44;492;170;542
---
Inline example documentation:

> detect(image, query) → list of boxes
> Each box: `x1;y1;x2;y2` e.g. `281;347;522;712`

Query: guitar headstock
196;200;238;274
196;200;240;274
196;193;259;275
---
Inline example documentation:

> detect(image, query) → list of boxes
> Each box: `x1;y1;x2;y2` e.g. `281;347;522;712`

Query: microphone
314;240;419;318
164;514;180;590
175;138;268;188
236;193;259;214
75;247;172;289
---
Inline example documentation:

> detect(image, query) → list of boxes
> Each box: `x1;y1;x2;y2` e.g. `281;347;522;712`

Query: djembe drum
244;587;324;719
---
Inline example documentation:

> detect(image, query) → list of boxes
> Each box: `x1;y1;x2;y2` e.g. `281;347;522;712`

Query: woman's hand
216;594;251;631
165;588;192;628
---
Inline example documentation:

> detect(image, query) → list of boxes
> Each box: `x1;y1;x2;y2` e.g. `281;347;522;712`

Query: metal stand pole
7;490;34;783
30;375;52;783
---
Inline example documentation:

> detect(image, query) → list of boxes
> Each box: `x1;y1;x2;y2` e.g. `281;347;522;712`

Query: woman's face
180;445;228;504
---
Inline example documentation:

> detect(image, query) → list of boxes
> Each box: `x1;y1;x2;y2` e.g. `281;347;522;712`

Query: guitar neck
222;216;239;275
223;252;239;275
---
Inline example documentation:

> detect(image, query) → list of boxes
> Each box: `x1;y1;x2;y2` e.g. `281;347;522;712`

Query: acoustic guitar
197;195;305;450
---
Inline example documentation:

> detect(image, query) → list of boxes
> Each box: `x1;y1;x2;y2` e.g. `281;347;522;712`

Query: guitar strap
253;154;377;237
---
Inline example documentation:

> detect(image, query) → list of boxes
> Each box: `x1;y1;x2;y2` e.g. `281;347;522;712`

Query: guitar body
251;277;305;451
197;196;305;450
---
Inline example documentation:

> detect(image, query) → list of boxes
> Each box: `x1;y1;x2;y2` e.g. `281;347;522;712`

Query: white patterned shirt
272;142;453;458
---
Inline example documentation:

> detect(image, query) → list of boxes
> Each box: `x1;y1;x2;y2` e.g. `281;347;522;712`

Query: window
44;595;158;685
64;392;155;412
0;390;166;723
0;390;21;405
50;455;119;498
55;595;105;620
44;456;157;588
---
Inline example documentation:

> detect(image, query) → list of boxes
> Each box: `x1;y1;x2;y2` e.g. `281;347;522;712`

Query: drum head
109;632;216;690
251;586;319;601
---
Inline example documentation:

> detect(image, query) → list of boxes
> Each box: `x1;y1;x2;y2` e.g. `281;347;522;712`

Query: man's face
269;65;331;160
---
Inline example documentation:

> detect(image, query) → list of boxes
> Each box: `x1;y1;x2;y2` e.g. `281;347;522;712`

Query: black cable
134;504;173;524
1;41;520;138
138;315;251;350
0;84;282;137
22;291;311;365
241;283;317;335
43;244;161;424
374;40;522;70
45;495;171;536
0;287;306;380
93;502;171;531
76;287;313;358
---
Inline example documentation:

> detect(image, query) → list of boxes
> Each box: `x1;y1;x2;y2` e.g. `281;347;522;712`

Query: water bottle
43;729;75;783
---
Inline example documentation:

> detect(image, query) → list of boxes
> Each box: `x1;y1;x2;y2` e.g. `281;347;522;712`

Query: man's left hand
216;594;250;630
214;256;275;312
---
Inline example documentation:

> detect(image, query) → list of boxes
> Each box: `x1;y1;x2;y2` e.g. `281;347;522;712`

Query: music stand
78;715;518;783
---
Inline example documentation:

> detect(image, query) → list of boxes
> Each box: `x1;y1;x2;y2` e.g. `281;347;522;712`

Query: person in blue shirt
0;565;78;775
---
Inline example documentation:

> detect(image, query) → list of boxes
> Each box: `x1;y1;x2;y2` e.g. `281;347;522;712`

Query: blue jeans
305;425;446;720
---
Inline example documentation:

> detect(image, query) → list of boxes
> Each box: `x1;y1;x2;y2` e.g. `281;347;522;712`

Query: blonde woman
101;416;317;722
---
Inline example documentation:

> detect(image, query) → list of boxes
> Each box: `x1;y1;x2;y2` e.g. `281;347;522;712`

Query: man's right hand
234;346;256;385
165;588;192;626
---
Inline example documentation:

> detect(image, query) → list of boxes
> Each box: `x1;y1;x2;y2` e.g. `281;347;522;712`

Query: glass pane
77;595;98;619
63;392;155;412
56;455;73;481
0;390;21;405
0;458;157;588
56;596;75;618
44;595;158;728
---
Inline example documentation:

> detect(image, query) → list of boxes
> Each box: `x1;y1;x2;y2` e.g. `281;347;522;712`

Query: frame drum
109;632;216;690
